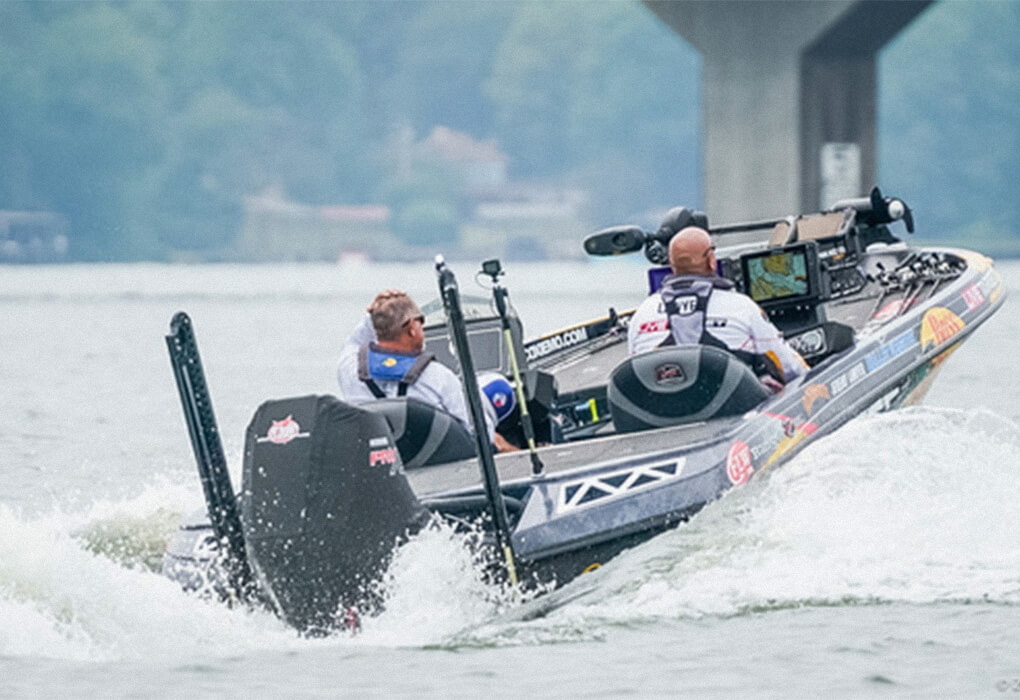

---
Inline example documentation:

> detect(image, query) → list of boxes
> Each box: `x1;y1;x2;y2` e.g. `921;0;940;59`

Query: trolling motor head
831;186;914;234
583;207;709;264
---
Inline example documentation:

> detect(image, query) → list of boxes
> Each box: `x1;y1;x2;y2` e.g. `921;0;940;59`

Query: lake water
1;259;1018;698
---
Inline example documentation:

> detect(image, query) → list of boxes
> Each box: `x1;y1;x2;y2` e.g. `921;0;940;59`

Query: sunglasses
402;314;425;328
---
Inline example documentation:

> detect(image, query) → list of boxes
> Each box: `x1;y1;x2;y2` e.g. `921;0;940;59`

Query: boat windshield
420;295;496;326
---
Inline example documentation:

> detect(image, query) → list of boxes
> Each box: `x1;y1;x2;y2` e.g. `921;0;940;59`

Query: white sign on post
820;142;861;210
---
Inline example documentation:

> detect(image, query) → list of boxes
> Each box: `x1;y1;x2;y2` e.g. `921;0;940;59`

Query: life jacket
357;343;435;399
657;275;762;372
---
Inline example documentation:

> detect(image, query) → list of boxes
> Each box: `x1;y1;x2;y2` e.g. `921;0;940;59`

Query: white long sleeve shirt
627;284;808;383
336;315;495;441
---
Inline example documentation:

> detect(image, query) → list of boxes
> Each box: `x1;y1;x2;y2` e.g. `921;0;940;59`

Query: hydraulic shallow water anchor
436;256;520;588
165;312;254;601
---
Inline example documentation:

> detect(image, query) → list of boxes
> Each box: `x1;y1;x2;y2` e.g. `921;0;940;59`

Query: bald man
627;227;807;385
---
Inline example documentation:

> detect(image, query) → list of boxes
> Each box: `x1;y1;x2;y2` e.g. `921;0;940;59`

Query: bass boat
162;188;1005;633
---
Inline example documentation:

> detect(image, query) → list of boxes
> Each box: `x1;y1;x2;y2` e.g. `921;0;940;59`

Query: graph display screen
742;246;812;303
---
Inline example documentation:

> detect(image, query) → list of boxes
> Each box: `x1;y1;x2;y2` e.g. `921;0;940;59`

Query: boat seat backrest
358;397;475;468
607;346;771;433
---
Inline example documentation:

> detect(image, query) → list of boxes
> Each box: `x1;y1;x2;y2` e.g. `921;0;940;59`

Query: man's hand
493;433;520;453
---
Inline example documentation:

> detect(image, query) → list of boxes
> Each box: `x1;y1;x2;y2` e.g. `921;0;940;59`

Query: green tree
1;2;167;259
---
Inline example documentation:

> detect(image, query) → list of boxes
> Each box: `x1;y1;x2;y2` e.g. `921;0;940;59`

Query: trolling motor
583;207;709;264
480;258;545;476
831;186;915;234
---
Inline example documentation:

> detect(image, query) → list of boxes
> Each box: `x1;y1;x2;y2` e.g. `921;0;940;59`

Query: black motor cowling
241;394;426;633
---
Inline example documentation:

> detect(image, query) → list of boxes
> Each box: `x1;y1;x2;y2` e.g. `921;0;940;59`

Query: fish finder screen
744;248;810;303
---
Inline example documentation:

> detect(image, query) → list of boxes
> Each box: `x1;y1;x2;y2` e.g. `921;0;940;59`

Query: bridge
645;0;932;223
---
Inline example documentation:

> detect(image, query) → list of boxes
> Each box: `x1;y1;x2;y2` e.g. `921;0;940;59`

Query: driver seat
607;346;771;433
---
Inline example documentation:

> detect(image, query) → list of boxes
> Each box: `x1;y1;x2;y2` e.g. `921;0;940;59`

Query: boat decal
524;326;590;362
802;383;831;415
755;412;809;469
830;361;867;397
982;268;1004;305
864;329;916;372
369;446;398;468
256;415;310;445
637;318;668;334
726;441;753;486
920;307;964;351
654;362;686;385
961;284;985;311
557;458;686;513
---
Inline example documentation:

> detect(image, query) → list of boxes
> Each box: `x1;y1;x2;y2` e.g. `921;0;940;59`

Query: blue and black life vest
357;343;435;399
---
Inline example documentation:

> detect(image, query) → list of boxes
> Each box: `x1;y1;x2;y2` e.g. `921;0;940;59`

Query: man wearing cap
337;289;517;451
627;227;807;385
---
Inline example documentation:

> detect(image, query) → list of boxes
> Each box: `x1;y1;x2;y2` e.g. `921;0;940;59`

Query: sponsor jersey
627;275;808;382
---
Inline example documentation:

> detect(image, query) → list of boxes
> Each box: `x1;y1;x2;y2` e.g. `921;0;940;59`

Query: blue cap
478;372;517;424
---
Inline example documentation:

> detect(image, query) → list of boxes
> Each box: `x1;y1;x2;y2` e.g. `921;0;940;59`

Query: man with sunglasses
337;289;517;451
627;227;807;386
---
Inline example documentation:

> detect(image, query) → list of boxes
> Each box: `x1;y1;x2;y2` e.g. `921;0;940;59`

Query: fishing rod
435;256;519;588
165;312;254;601
480;258;544;476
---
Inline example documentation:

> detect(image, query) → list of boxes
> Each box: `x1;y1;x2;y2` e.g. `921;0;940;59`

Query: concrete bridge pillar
645;0;931;223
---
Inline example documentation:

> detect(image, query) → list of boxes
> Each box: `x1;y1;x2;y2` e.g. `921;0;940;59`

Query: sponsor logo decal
763;418;818;469
920;307;964;350
638;319;668;334
830;362;867;396
369;436;390;448
673;296;698;315
961;284;985;311
257;415;310;445
864;329;916;372
802;383;831;415
369;447;398;468
383;356;398;368
654;362;685;385
492;391;508;409
726;441;753;486
524;326;589;361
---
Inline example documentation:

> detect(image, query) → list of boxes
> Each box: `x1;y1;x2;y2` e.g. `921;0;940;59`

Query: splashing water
2;406;1016;659
515;406;1020;639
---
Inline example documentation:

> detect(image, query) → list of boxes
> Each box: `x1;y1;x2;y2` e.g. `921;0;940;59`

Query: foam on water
514;406;1020;638
0;481;297;662
2;406;1016;658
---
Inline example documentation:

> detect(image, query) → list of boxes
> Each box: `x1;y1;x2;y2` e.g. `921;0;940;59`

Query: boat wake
2;406;1016;658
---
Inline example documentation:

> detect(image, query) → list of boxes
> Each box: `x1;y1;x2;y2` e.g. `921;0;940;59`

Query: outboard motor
242;394;427;633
